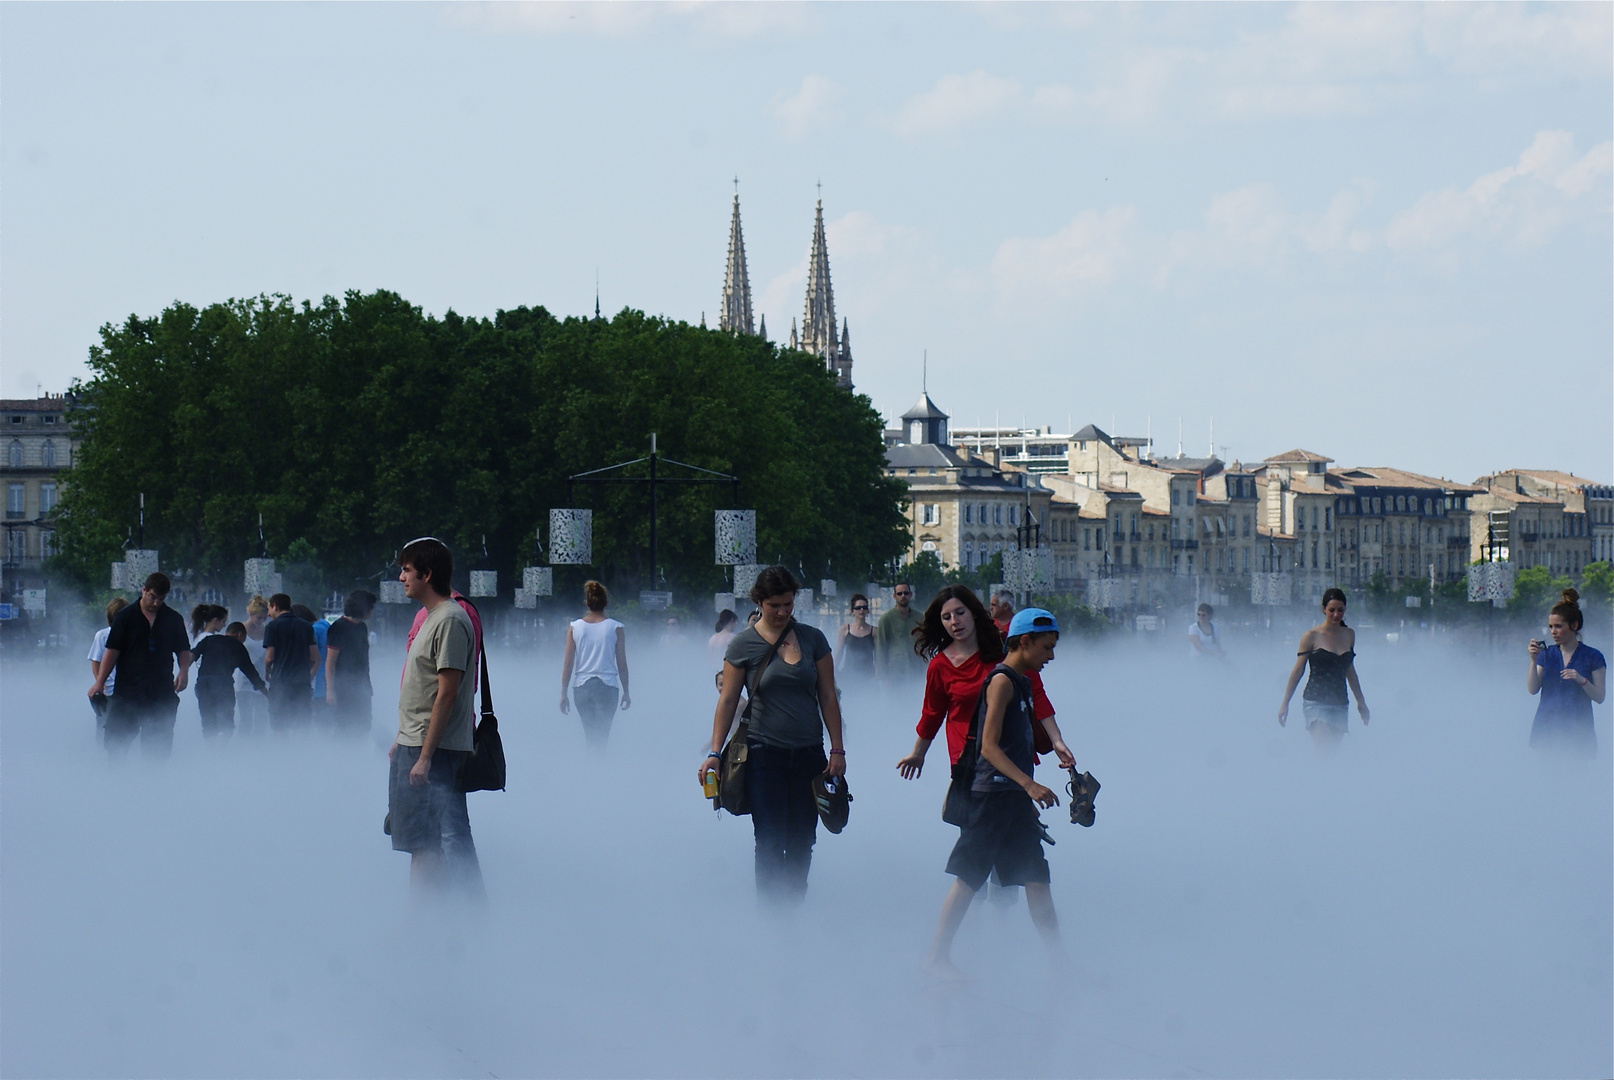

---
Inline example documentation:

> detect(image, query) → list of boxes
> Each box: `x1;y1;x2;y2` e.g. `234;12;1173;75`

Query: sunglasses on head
394;536;445;564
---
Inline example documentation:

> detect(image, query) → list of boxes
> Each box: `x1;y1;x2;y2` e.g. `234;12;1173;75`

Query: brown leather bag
716;621;794;816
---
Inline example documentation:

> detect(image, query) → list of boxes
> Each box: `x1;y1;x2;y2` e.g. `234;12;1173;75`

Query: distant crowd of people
87;580;381;753
84;540;1605;978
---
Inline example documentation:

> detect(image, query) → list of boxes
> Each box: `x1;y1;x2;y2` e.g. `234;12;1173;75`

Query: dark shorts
1303;699;1349;734
388;745;471;855
267;681;311;730
196;680;236;734
945;788;1051;891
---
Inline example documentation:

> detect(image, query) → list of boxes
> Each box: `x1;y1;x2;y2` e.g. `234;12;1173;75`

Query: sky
1;2;1610;483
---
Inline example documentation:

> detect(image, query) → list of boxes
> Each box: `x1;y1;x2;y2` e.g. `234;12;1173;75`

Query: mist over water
3;617;1609;1078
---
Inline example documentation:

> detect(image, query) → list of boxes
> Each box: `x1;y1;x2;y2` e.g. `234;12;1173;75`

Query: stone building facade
1;394;74;597
885;392;1051;571
1473;470;1610;573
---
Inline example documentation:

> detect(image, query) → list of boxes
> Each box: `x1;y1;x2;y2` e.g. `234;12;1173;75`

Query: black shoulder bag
715;621;794;816
455;625;506;793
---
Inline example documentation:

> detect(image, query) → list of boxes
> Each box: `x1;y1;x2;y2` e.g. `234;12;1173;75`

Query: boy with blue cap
927;607;1069;978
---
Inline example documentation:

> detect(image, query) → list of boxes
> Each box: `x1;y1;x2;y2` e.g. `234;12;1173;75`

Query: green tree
1580;561;1613;611
52;294;910;600
1511;565;1573;615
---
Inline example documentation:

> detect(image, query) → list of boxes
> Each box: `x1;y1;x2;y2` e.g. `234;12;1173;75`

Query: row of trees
53;292;912;599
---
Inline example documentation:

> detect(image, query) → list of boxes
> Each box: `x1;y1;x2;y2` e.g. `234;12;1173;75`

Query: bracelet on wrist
707;751;721;758
829;749;845;756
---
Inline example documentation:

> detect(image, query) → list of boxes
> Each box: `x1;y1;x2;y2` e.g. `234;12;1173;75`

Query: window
1242;548;1250;572
6;529;24;561
921;504;940;525
1187;489;1196;505
1311;541;1318;568
1325;541;1332;569
1083;528;1090;551
40;530;55;557
964;504;973;525
6;483;22;518
8;416;19;424
39;483;56;514
1098;529;1106;549
1202;517;1211;537
7;440;20;467
43;415;55;425
1008;506;1018;526
1172;489;1180;506
1324;507;1331;530
40;440;55;468
993;504;1002;526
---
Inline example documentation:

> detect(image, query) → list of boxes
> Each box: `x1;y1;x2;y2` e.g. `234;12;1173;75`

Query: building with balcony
885;391;1052;572
1;394;75;598
1474;470;1612;571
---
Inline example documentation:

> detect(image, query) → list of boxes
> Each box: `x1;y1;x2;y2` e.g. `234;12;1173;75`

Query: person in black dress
1278;588;1370;747
835;593;876;680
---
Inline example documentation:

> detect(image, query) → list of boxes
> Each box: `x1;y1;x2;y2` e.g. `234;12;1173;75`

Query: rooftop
900;392;949;422
1265;449;1334;464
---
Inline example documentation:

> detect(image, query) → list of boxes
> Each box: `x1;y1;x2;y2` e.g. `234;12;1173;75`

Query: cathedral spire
835;317;853;389
789;317;798;351
800;197;846;386
719;184;754;335
758;313;768;341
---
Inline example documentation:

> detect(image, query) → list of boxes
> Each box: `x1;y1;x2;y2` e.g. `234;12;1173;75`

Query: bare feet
924;956;973;982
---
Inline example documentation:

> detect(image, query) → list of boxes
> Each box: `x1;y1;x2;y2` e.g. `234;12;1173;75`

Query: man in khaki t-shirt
388;537;480;894
398;600;475;753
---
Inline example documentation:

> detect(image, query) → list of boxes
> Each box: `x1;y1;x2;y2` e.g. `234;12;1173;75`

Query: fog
3;617;1610;1079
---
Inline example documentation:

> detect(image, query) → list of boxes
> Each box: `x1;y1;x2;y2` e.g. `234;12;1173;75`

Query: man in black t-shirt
88;572;192;758
325;589;376;735
261;593;318;730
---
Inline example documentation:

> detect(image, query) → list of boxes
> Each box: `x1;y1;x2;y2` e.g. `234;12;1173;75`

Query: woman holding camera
1527;588;1606;758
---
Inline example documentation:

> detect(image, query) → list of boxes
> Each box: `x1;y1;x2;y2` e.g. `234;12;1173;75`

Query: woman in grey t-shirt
699;565;846;905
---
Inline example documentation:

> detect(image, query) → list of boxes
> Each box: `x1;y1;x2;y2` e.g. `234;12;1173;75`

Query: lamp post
567;433;741;591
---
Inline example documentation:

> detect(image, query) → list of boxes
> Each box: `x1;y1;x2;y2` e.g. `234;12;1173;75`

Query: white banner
549;509;593;565
714;510;756;566
469;571;498;598
522;566;553;597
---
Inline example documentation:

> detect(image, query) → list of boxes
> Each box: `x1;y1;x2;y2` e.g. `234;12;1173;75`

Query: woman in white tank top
559;580;631;748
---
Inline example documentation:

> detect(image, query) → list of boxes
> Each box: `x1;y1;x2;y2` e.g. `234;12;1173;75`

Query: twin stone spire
720;189;853;390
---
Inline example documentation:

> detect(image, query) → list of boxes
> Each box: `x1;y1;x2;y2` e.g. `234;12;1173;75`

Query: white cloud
771;74;843;141
888;70;1085;135
988;206;1137;305
1301;182;1377;254
1386;131;1613;252
445;1;812;38
892;71;1024;136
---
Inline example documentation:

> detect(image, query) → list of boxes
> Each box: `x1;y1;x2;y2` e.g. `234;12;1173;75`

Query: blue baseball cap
1006;607;1060;637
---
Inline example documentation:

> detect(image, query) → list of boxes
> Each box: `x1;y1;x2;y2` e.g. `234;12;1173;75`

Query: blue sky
2;2;1609;481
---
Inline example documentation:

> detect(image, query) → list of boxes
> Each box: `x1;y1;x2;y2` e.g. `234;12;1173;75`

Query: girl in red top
896;585;1072;777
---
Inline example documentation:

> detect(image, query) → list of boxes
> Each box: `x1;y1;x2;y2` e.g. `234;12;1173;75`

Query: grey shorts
1303;700;1349;734
388;745;471;854
945;789;1052;892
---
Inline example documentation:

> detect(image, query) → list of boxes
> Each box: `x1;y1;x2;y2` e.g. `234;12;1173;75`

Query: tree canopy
53;291;910;599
